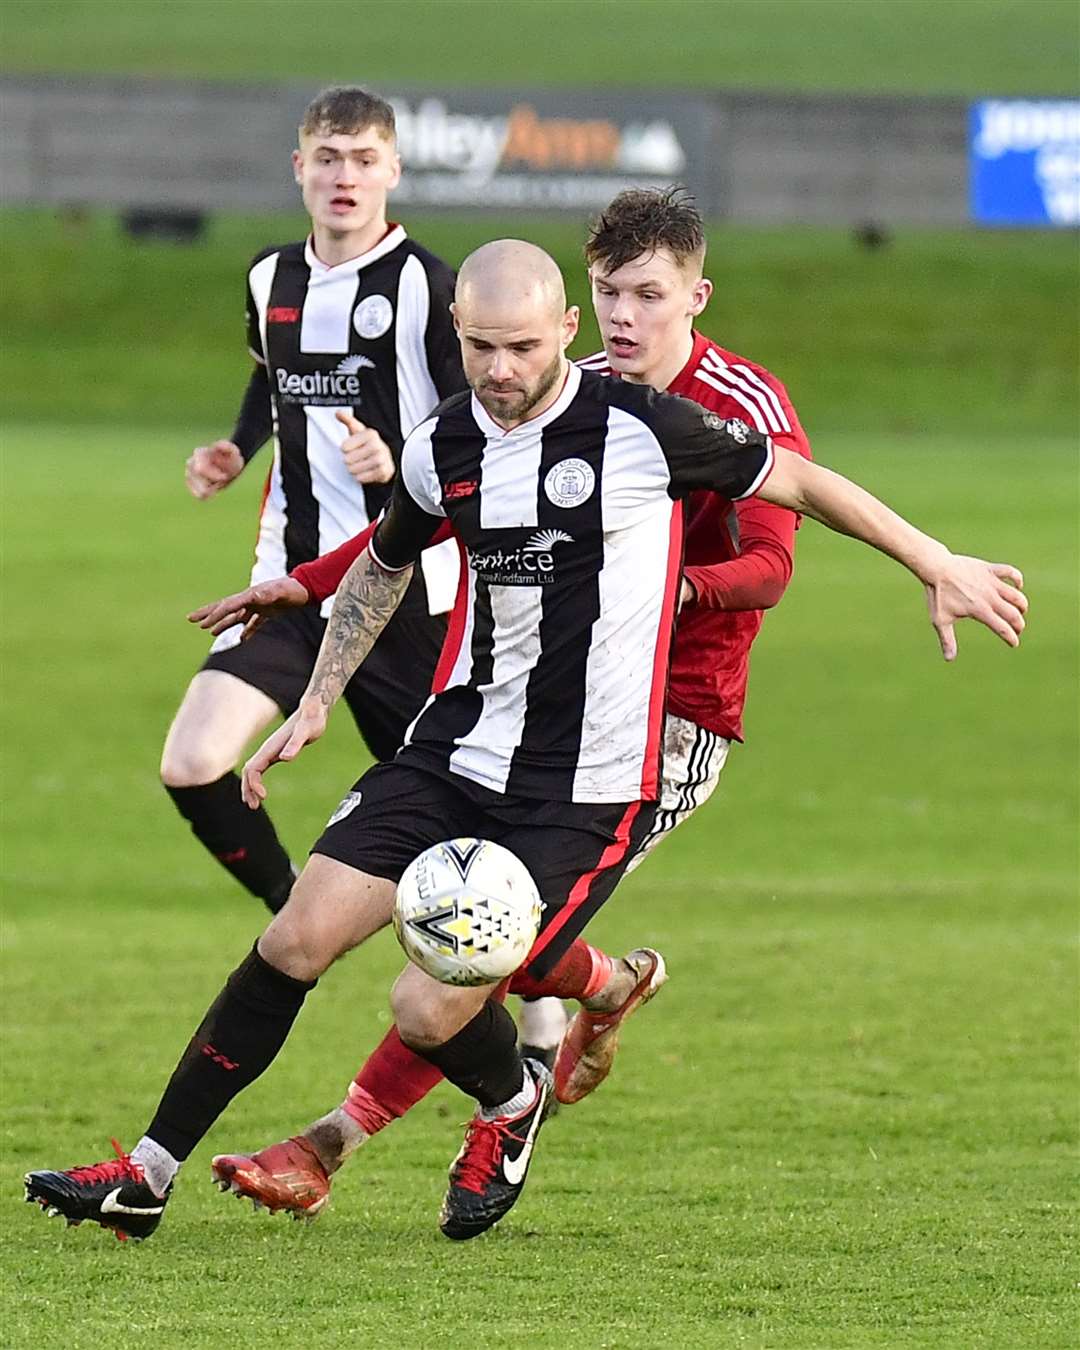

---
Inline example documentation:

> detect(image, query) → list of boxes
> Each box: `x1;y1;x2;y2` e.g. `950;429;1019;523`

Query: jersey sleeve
291;521;375;602
684;497;796;610
645;389;774;501
230;363;273;463
369;420;446;571
423;259;467;400
245;269;266;366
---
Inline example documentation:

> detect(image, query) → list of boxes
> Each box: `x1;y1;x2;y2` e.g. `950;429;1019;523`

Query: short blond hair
300;86;395;141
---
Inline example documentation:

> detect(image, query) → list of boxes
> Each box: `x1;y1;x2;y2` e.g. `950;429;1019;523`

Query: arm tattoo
306;549;412;714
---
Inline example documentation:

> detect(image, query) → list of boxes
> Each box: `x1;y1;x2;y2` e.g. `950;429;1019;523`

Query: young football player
161;85;464;915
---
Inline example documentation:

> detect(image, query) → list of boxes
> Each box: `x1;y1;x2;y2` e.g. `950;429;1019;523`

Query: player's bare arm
185;440;245;499
306;549;413;715
240;548;413;807
761;449;1028;660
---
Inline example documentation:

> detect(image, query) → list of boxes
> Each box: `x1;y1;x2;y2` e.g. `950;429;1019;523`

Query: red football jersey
581;331;812;740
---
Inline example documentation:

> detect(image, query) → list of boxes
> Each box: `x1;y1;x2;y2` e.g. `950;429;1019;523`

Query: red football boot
211;1136;330;1221
554;948;668;1105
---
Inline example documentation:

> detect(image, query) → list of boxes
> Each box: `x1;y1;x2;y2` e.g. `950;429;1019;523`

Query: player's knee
391;974;452;1050
161;672;278;787
159;736;235;788
256;865;364;980
258;908;334;983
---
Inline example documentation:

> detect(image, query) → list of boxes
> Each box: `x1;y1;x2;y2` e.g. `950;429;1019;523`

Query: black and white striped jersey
370;364;775;805
229;226;464;630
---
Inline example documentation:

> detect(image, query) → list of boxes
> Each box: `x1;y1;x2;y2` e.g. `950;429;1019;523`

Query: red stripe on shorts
525;800;642;964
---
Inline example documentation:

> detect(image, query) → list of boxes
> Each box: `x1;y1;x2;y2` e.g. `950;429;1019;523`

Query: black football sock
146;943;316;1160
166;772;295;912
411;1001;524;1111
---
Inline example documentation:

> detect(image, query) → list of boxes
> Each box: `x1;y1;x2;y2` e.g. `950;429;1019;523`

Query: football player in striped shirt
160;85;465;917
145;190;1016;1225
195;187;815;1125
27;241;1025;1245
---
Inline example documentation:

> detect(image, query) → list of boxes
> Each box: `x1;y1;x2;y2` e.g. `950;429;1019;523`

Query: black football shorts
312;758;656;978
202;573;445;763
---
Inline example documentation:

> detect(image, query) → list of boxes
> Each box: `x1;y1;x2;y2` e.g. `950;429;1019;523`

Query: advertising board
385;89;718;211
970;100;1080;226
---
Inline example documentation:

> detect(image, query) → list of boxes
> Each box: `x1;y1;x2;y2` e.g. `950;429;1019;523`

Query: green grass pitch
1;1;1078;1330
4;0;1078;95
1;423;1075;1348
1;210;1075;441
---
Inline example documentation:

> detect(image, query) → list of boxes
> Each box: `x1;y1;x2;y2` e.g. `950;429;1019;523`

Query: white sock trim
480;1063;536;1121
131;1137;180;1198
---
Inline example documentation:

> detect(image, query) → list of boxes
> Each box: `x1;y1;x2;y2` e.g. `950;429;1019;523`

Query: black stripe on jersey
504;393;609;799
416;244;466;402
469;576;497;693
409;576;493;752
347;269;396;525
406;411;488;753
340;244;461;524
245;242;284;364
426;393;485;533
263;247;319;573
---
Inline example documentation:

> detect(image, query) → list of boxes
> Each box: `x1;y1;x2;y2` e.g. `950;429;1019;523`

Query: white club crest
353;294;394;340
703;412;751;444
544;458;595;509
326;789;363;828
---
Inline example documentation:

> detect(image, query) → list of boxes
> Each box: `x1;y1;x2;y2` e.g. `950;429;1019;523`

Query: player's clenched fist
336;410;395;485
186;439;245;499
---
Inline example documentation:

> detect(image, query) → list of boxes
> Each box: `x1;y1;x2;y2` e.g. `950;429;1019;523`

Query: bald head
456;239;567;321
452;240;579;430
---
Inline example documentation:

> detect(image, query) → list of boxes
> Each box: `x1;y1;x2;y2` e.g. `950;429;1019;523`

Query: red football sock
509;938;613;1001
341;983;512;1136
342;1027;444;1135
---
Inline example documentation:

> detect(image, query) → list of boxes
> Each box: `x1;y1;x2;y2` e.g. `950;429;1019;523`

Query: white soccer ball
393;838;544;986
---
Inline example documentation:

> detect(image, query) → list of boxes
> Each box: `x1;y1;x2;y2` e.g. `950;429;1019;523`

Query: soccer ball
393;838;544;986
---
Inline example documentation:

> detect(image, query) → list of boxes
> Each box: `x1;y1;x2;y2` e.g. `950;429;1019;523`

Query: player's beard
475;350;564;425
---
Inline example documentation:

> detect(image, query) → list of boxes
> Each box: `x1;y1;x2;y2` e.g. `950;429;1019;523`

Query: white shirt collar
304;223;407;276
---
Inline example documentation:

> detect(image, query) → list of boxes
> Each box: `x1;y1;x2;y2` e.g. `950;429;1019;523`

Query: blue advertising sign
970;101;1080;227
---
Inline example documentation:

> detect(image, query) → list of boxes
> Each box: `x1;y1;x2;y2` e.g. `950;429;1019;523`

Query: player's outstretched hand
336;410;395;485
924;556;1027;661
242;700;329;808
186;440;245;499
187;577;311;639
